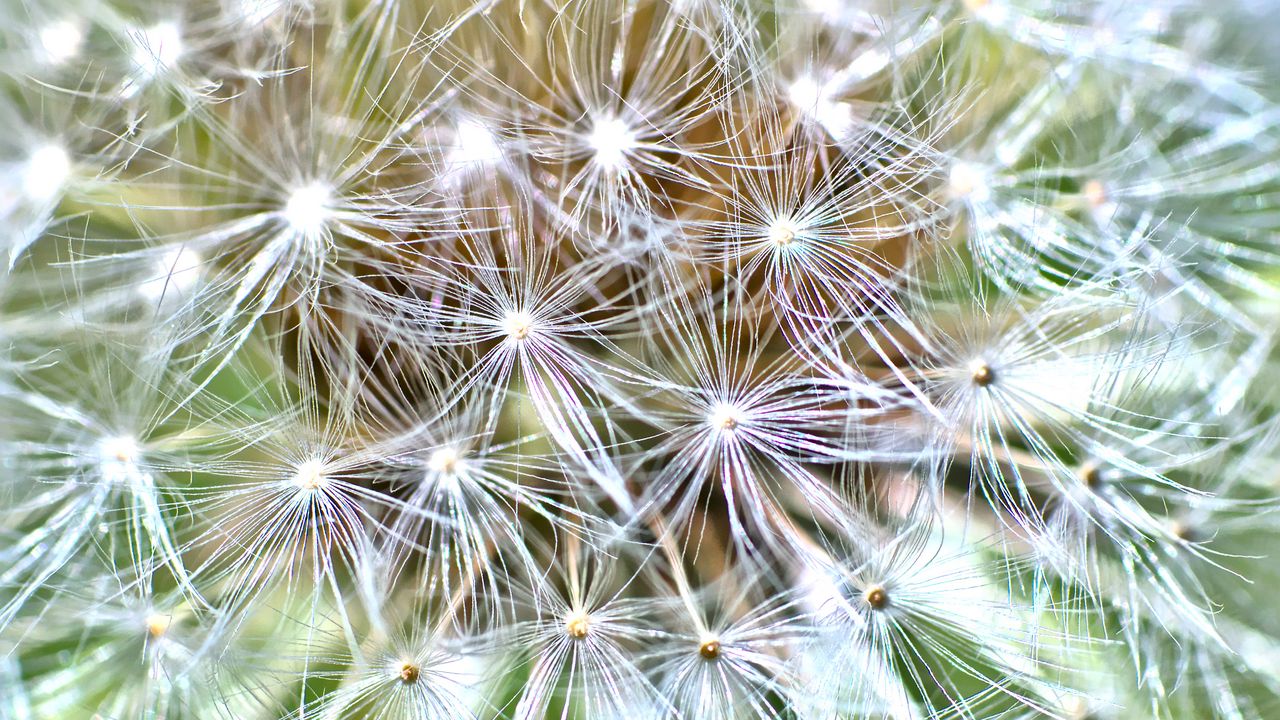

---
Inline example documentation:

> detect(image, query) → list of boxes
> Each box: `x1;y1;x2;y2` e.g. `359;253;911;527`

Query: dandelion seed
294;615;492;720
137;247;204;303
863;585;889;610
1168;518;1199;543
646;567;805;720
963;0;1008;25
786;75;854;138
448;118;504;170
427;447;461;475
234;0;285;26
767;218;799;249
398;661;421;684
0;337;207;630
12;592;240;717
948;161;991;203
453;0;722;227
291;458;330;491
708;403;745;433
145;613;172;639
282;182;333;237
1082;179;1109;208
697;636;721;660
969;359;996;387
99;435;139;465
509;539;664;718
502;310;534;341
1078;461;1103;490
129;22;184;78
565;612;591;640
38;21;83;65
587;114;637;172
802;520;1049;719
22;144;71;204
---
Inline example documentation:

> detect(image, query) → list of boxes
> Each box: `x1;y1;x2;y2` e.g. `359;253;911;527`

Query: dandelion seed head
38;21;84;65
130;22;183;77
565;612;591;640
283;182;333;236
708;403;745;432
503;310;535;341
698;636;721;660
23;144;71;203
6;3;1272;716
291;458;330;491
587;115;637;171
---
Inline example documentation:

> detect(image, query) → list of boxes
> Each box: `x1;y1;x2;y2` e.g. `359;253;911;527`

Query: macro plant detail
4;0;1280;719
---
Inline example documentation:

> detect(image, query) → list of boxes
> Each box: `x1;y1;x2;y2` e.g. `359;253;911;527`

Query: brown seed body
971;362;995;387
699;638;721;660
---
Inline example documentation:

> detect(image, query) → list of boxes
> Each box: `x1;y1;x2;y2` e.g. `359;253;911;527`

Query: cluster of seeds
4;1;1280;719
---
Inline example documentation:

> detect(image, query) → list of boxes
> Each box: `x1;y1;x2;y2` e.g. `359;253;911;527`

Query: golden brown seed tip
1079;463;1102;489
970;362;995;387
1170;519;1199;543
399;662;420;684
698;638;721;660
864;585;889;610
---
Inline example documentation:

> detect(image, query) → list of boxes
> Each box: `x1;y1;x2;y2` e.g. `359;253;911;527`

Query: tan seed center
565;614;590;640
864;585;889;610
971;362;995;387
698;638;721;660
